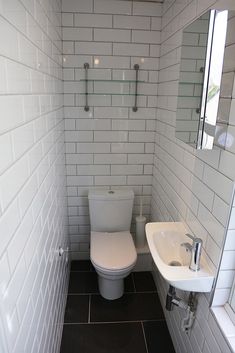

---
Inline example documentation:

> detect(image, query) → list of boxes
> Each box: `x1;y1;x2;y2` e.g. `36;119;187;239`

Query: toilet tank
88;189;134;232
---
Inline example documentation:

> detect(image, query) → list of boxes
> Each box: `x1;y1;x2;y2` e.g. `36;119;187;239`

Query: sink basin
146;222;214;292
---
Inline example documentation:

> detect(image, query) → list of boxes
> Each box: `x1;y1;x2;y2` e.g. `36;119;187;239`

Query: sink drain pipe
166;286;198;332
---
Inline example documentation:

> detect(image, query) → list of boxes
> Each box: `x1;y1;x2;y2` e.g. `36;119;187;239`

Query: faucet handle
185;233;203;244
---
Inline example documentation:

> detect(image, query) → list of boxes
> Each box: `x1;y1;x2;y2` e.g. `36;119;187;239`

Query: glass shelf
80;79;146;83
79;93;146;96
82;63;141;112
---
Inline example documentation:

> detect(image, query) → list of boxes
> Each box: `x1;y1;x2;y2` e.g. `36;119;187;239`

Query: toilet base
98;275;124;300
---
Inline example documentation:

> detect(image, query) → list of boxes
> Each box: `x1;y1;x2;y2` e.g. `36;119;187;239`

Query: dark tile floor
60;260;175;353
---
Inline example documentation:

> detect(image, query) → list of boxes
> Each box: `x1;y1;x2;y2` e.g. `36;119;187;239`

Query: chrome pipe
132;64;139;112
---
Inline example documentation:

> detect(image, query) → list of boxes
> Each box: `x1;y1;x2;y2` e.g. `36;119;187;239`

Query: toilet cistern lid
90;231;137;271
88;189;134;201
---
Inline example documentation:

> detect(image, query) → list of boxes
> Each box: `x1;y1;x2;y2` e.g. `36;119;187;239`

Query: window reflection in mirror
175;10;228;150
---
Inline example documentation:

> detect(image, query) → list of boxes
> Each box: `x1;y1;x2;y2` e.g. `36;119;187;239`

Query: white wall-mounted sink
146;222;214;292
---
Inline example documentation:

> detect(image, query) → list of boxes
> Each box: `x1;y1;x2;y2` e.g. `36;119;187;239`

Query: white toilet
88;189;137;300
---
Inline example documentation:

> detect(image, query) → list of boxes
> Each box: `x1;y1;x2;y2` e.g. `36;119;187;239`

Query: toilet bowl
90;231;137;300
88;189;137;300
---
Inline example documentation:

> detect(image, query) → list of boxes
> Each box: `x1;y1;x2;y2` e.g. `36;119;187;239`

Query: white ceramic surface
89;189;137;299
90;231;137;270
146;222;214;292
88;189;134;232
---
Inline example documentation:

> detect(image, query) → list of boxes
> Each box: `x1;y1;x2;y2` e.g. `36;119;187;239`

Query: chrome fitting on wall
59;246;70;256
166;285;198;333
58;246;70;264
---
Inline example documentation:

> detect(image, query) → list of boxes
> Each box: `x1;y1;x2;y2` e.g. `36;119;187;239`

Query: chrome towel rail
133;64;139;112
84;62;89;111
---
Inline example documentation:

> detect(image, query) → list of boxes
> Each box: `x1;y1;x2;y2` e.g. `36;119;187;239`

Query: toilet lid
91;231;137;271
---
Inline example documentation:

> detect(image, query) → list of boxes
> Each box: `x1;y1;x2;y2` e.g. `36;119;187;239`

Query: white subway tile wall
152;1;235;353
62;0;161;259
1;0;235;352
0;0;68;353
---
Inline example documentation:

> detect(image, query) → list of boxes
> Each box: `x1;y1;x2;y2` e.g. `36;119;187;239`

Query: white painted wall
0;0;69;352
62;0;162;259
152;1;235;353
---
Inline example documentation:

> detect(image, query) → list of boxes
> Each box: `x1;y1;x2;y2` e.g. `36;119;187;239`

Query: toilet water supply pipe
181;307;196;332
180;292;197;332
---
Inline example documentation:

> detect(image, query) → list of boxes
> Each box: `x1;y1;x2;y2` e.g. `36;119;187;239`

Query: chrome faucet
181;233;202;271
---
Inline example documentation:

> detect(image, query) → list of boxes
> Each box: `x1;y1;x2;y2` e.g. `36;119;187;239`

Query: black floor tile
64;295;89;323
143;321;175;353
68;272;98;294
133;272;157;292
124;274;135;292
90;293;164;322
60;322;147;353
71;260;92;272
90;262;96;272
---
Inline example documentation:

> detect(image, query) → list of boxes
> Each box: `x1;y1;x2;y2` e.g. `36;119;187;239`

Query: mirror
175;9;231;149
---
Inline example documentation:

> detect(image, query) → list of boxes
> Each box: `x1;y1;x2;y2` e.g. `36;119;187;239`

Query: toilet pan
90;231;137;300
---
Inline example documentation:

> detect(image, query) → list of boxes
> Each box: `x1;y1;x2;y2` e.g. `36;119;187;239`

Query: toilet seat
90;231;137;272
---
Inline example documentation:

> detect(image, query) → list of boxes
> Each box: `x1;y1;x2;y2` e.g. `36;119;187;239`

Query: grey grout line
70;270;94;273
89;319;166;324
68;290;158;295
67;292;98;295
88;294;91;323
141;321;149;353
132;273;137;292
64;319;165;325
